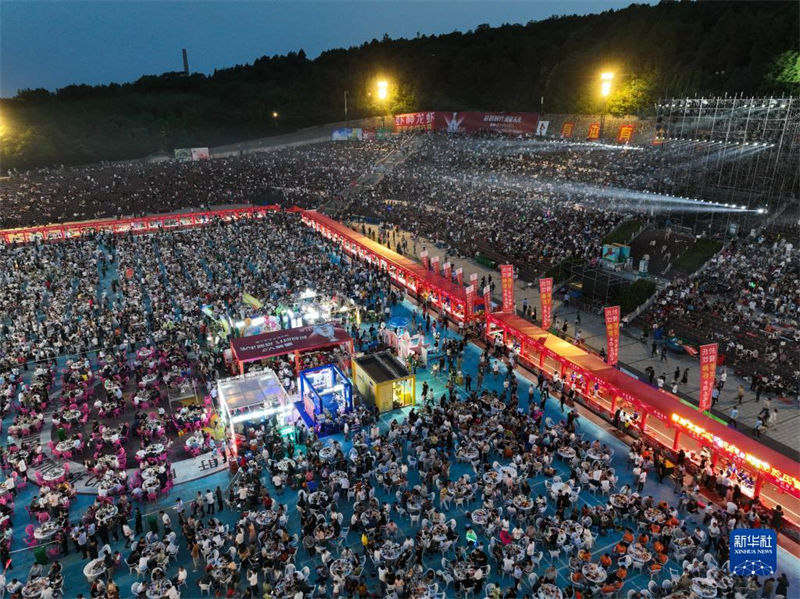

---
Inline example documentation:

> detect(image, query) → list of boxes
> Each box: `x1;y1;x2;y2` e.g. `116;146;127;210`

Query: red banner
431;256;440;275
232;322;351;363
465;284;475;319
617;124;635;143
698;343;718;411
561;122;575;138
455;267;463;286
500;264;515;313
539;278;554;329
604;306;621;366
483;286;492;315
587;123;601;140
395;111;539;135
420;251;429;271
443;262;452;281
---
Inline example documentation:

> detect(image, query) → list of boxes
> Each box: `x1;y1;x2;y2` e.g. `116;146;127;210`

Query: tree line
1;1;797;170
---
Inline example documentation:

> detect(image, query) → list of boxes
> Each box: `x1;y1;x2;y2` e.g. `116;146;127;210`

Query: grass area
603;219;644;244
673;238;723;273
613;278;657;313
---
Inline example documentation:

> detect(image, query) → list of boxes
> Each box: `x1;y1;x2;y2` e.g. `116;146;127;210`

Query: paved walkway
358;223;799;454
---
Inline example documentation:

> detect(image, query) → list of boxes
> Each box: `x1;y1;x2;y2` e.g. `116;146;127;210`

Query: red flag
698;343;718;411
604;306;621;366
420;251;429;271
483;285;492;316
539;278;554;329
465;284;475;319
500;264;514;313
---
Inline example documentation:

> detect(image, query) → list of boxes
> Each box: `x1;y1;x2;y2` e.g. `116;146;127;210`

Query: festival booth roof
302;210;469;302
488;311;800;490
230;323;353;364
217;369;290;414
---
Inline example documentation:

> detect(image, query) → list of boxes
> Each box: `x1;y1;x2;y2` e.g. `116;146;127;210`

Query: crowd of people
639;222;799;394
0;141;397;228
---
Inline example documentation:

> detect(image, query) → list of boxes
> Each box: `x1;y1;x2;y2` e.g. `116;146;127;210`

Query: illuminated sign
671;413;800;493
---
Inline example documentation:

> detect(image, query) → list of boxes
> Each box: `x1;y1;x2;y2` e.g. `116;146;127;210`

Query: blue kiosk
298;363;353;435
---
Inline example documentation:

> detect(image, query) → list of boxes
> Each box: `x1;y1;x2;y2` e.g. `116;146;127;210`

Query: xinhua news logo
729;529;777;577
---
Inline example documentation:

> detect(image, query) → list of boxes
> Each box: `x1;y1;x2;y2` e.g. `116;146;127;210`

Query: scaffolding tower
652;96;799;231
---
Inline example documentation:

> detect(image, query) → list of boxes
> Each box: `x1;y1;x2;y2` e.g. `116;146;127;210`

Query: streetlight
272;111;279;118
599;71;614;140
376;80;390;128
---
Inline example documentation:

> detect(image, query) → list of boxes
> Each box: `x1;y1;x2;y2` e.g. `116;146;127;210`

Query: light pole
344;90;349;122
599;72;614;141
377;80;389;129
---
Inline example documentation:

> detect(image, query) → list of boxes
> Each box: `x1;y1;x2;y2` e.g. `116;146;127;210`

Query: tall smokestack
182;49;189;75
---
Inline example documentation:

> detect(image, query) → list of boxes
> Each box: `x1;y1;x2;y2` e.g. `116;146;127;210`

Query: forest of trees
1;1;798;170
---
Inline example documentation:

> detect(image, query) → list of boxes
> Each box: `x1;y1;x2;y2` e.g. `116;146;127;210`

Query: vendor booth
298;364;353;434
485;311;800;536
229;322;354;375
216;369;295;456
352;351;416;413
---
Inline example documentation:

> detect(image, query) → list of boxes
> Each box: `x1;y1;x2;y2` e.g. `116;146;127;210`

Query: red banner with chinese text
698;343;718;411
483;286;492;315
420;251;429;271
465;284;475;319
431;256;440;275
455;268;463;286
587;123;601;140
617;125;635;144
443;262;452;281
604;306;621;366
394;112;436;132
500;264;515;313
561;122;575;138
539;278;554;330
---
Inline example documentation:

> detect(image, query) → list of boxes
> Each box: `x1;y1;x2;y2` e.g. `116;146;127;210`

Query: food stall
486;311;800;536
298;364;353;433
352;351;416;413
216;370;295;456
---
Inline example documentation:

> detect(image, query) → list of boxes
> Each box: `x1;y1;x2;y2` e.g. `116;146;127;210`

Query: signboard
394;111;539;136
587;123;601;140
331;128;363;141
483;286;492;315
539;278;554;330
174;148;192;161
729;529;777;577
604;306;620;366
394;111;436;132
536;120;550;136
443;262;452;280
431;256;440;275
617;125;635;144
561;122;575;138
455;267;464;286
231;322;351;363
698;343;718;411
500;264;515;313
420;250;429;270
190;147;210;161
602;244;621;263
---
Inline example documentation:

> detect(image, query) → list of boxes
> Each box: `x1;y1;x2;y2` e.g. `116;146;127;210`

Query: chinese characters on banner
455;268;463;286
393;111;436;132
561;122;575;138
617;124;635;143
483;286;492;315
465;284;475;319
431;256;440;275
420;251;429;270
587;123;601;140
500;264;515;313
539;278;554;329
443;262;452;280
729;529;777;576
604;306;621;366
698;343;718;411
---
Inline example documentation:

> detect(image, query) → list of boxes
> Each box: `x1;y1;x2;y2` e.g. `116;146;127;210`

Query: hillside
1;1;797;170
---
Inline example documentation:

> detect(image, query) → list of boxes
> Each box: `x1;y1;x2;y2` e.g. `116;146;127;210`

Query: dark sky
1;1;649;97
